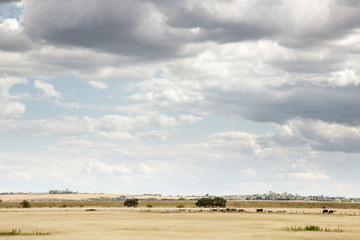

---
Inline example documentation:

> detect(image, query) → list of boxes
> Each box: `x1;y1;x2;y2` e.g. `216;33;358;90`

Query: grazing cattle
220;209;226;212
268;210;273;213
211;209;218;212
238;209;245;212
322;209;328;213
256;209;263;213
328;210;334;214
226;208;231;212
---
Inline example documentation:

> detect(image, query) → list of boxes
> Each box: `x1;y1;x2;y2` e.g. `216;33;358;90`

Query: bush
176;204;185;208
146;203;153;208
21;200;31;208
124;198;139;207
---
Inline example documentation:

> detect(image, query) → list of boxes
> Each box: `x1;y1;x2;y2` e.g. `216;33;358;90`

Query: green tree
21;200;31;208
195;197;227;208
195;198;214;207
124;198;139;207
212;197;227;207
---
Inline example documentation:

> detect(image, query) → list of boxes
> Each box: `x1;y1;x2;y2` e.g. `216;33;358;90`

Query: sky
0;0;360;197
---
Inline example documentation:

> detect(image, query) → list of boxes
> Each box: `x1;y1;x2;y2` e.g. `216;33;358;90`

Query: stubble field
0;208;359;240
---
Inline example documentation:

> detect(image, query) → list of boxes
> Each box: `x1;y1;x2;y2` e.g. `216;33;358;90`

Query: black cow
322;209;328;213
256;209;263;212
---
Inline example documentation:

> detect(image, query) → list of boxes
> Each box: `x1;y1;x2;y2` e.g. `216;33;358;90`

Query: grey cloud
21;0;182;58
205;84;360;126
262;119;360;153
0;28;32;52
18;0;360;60
0;0;20;4
163;1;279;43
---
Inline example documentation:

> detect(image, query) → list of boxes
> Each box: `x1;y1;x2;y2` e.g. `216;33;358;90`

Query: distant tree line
49;189;78;194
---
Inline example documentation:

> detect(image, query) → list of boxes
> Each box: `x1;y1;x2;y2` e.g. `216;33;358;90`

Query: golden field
0;208;359;240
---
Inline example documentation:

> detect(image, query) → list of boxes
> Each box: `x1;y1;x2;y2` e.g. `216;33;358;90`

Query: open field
1;199;360;210
0;208;359;240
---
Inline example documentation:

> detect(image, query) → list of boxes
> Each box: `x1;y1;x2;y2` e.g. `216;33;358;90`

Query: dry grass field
0;208;359;240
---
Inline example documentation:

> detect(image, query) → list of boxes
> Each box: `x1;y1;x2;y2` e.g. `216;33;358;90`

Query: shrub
0;229;50;236
146;203;153;208
21;200;31;208
305;225;322;231
124;198;139;207
176;204;185;208
281;225;343;232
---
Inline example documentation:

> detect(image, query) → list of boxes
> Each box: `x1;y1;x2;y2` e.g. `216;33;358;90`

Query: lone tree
195;197;227;208
195;197;214;207
21;200;31;208
124;198;139;207
212;197;227;207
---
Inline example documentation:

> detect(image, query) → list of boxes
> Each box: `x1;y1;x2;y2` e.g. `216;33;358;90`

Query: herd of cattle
158;208;337;214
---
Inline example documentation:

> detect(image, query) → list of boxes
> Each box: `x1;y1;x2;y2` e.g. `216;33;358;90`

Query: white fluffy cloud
0;113;178;141
34;80;61;98
0;76;27;118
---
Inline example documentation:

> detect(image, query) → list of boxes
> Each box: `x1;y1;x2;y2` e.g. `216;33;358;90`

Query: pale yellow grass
0;208;359;240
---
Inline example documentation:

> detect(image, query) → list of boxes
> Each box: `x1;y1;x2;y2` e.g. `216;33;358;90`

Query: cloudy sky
1;0;360;197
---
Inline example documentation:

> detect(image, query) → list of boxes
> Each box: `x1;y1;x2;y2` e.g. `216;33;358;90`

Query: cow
328;210;334;214
256;209;263;213
238;209;245;212
322;209;328;213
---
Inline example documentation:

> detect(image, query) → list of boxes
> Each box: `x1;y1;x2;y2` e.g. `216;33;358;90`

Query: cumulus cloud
0;113;178;141
84;161;132;176
88;81;108;89
268;119;360;153
34;80;61;98
0;18;32;52
0;76;27;118
179;114;203;123
287;170;330;181
21;0;184;58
